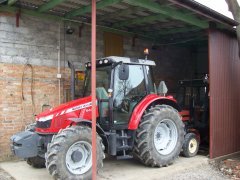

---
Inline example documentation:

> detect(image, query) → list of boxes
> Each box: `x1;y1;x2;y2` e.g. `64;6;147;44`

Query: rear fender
128;94;180;130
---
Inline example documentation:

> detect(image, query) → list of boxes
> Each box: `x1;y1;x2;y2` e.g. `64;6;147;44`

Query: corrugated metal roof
0;0;238;42
170;0;238;26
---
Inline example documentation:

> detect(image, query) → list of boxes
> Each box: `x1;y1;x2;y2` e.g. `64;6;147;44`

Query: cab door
112;64;147;126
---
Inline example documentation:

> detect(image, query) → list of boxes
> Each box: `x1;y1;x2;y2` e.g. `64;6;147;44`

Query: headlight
38;115;53;122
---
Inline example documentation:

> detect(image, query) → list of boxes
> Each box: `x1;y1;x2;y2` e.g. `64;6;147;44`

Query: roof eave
170;0;239;27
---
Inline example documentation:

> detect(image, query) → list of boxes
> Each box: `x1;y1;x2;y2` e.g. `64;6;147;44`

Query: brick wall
0;63;68;160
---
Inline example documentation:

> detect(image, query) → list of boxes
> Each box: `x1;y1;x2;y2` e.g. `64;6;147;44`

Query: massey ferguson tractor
11;56;186;180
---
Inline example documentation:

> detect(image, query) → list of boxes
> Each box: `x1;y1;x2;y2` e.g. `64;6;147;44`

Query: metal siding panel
209;29;240;158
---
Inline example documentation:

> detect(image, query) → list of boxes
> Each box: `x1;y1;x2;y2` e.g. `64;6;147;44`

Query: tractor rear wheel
26;156;45;168
133;105;184;167
45;126;104;180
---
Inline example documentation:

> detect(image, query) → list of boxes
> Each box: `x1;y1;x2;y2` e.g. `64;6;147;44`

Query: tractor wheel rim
154;119;178;155
65;141;92;175
189;138;198;154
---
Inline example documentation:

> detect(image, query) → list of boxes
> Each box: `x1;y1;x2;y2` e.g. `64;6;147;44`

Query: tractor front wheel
133;105;185;167
45;126;104;180
26;156;45;168
182;133;199;157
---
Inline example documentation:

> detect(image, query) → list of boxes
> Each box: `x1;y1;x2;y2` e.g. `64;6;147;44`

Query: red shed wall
209;29;240;158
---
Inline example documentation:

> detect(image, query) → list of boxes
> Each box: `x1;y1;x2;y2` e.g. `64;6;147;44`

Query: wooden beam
133;27;200;38
8;0;17;6
38;0;67;13
113;14;168;28
158;27;200;35
65;0;122;18
0;6;62;21
125;0;208;28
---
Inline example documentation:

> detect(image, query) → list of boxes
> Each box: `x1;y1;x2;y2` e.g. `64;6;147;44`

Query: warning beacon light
144;48;149;60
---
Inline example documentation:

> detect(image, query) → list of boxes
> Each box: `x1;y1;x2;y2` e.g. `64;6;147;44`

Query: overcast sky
196;0;240;19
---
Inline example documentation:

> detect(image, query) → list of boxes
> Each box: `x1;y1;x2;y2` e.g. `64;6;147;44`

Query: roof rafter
65;0;123;18
98;7;141;21
157;27;200;35
113;14;168;28
38;0;67;13
125;0;208;28
0;6;154;41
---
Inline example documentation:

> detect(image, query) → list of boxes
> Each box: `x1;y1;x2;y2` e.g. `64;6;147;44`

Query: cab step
117;145;132;151
117;155;133;160
117;135;131;140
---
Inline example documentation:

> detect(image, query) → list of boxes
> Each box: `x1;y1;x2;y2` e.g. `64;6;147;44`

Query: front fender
69;118;108;150
128;94;180;130
69;118;105;135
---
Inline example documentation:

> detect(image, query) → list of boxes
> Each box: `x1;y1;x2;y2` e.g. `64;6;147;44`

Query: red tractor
11;56;185;180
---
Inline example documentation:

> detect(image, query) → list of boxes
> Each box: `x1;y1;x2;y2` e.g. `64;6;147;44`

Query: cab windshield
83;65;111;96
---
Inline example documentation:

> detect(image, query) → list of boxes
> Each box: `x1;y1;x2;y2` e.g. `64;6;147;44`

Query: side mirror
158;81;168;96
118;64;129;80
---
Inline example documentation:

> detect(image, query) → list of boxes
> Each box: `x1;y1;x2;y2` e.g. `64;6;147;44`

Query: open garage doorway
149;36;210;156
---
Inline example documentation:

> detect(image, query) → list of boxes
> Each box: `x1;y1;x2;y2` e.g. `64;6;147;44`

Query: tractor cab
83;56;156;129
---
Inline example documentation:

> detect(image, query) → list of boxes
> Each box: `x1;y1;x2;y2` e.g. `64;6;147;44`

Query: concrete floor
0;155;208;180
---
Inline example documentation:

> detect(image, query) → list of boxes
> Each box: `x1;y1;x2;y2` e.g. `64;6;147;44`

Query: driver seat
96;87;109;117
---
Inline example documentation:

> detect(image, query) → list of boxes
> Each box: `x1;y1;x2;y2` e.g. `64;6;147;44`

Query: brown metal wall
209;29;240;158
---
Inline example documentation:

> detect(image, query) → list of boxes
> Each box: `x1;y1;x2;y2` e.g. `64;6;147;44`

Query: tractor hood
35;96;97;133
36;96;93;121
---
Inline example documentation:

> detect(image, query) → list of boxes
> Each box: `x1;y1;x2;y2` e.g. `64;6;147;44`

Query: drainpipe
67;61;75;100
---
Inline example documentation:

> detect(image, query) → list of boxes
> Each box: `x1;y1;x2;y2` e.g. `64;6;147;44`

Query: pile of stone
219;158;240;179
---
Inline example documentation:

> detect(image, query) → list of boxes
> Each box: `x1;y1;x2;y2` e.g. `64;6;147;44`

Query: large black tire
45;126;104;180
26;156;45;168
133;105;185;167
182;133;199;157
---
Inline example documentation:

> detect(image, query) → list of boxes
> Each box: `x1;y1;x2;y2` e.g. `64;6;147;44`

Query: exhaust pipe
67;61;75;100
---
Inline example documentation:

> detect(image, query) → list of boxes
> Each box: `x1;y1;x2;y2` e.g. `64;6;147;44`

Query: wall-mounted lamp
66;26;74;34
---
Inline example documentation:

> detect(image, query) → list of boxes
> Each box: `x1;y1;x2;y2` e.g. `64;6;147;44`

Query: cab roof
85;56;156;67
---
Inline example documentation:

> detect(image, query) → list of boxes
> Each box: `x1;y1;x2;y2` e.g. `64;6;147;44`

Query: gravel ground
0;160;230;180
165;164;229;180
218;157;240;179
0;168;15;180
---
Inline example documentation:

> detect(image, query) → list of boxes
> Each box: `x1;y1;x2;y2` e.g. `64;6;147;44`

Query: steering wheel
121;97;131;113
